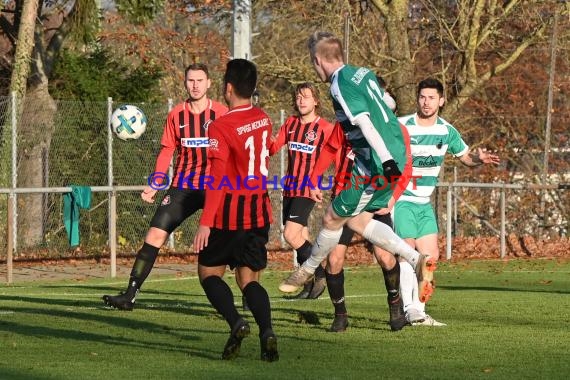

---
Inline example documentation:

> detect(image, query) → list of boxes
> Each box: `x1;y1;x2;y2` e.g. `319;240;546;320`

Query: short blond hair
308;31;344;62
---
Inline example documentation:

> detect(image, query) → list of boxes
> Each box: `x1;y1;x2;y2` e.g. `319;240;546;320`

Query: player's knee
283;224;303;245
374;248;395;267
322;208;344;230
327;251;345;273
145;227;169;247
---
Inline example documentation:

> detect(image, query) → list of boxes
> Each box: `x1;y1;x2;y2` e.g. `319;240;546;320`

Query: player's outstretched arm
141;186;158;203
460;147;500;167
147;145;176;200
268;121;287;156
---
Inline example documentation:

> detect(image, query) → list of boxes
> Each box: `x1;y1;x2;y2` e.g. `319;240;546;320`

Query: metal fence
1;95;568;283
0;95;331;281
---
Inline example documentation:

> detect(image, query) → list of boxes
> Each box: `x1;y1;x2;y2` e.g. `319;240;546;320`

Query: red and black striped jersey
333;138;355;197
154;99;228;189
200;104;273;230
310;121;412;201
307;122;353;197
269;115;334;198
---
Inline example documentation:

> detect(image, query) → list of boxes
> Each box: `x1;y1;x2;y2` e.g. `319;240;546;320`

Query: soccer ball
111;105;147;140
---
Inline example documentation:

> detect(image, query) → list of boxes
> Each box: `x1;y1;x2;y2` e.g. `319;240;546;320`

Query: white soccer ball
111;105;147;140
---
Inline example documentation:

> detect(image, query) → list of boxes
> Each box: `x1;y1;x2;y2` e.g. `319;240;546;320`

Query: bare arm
459;147;500;167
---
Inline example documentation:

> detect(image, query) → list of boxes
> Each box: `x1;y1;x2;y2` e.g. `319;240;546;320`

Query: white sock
362;219;421;268
302;228;343;272
410;276;427;316
418;301;426;314
399;261;415;313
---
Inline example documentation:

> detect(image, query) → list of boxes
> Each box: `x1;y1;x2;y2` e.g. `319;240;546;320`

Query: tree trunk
17;83;56;247
6;0;43;248
9;0;38;100
370;0;416;114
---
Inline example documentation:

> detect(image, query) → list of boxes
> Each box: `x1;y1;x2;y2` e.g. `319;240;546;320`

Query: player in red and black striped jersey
158;98;227;189
103;63;227;311
193;59;278;362
268;83;333;299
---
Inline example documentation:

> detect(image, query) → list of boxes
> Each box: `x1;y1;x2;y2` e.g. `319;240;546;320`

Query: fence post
6;197;13;284
167;99;175;250
446;184;452;260
7;91;18;284
107;97;117;277
453;166;457;236
279;109;285;250
500;184;506;258
11;91;18;254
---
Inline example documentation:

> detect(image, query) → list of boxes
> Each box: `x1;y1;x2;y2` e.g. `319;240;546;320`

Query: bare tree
1;0;80;246
0;0;233;247
9;0;38;100
251;0;567;237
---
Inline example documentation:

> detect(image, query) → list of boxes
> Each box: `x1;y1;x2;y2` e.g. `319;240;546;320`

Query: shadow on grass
0;368;53;380
37;284;198;297
0;301;237;360
0;293;214;315
269;304;395;333
0;316;219;360
438;284;570;295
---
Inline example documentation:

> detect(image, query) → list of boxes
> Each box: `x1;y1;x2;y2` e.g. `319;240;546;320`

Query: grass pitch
1;259;569;379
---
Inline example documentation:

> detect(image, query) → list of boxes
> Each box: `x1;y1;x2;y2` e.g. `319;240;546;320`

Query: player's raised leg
103;188;204;310
279;204;345;293
102;227;166;310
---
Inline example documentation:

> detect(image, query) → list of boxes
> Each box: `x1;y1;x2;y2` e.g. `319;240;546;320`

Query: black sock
315;264;326;280
382;260;401;301
201;275;241;329
243;281;272;336
295;240;313;265
127;242;160;295
326;270;347;315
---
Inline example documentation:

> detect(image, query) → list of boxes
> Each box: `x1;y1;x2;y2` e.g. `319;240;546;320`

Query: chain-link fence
0;95;568;265
0;95;331;259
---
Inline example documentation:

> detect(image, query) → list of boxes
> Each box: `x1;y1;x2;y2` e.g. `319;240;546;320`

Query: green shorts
394;201;438;239
331;173;395;217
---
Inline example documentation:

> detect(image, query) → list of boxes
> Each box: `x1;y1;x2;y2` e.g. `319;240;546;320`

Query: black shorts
338;225;355;246
337;213;392;246
150;188;205;233
373;212;393;229
198;225;270;271
282;196;315;226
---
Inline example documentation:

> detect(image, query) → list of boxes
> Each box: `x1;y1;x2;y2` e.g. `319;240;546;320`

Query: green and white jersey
330;65;407;178
397;113;468;204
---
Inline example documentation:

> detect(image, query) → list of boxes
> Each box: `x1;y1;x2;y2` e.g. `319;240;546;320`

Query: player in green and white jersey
279;31;437;331
395;78;500;326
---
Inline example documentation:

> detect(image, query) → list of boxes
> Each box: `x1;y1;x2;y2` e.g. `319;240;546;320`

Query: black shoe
388;295;407;331
102;291;137;311
222;319;250;360
242;295;250;312
260;332;279;362
307;275;326;299
291;281;313;299
329;313;349;332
